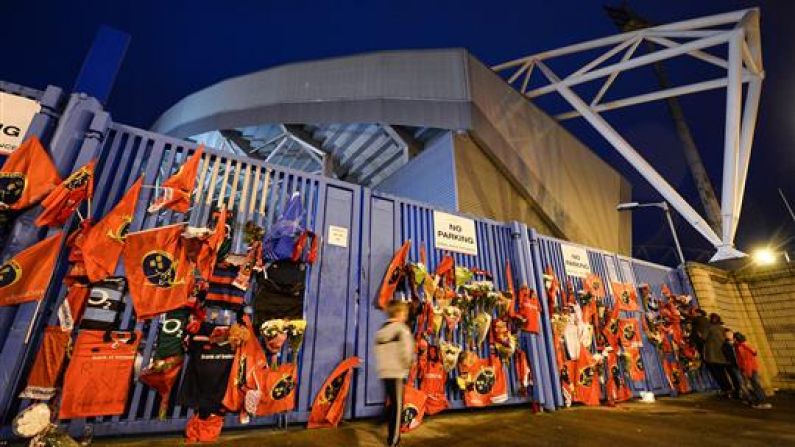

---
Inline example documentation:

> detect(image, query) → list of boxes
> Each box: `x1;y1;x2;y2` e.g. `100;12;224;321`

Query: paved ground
96;392;795;447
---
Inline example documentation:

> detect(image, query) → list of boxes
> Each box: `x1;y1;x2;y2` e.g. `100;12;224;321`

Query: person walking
703;313;732;396
374;301;414;447
734;332;773;409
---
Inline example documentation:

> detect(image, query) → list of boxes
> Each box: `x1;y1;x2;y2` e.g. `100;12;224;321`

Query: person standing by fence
374;301;413;447
703;313;733;396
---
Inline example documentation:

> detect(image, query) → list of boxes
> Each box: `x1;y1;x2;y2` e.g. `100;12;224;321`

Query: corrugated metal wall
374;132;457;210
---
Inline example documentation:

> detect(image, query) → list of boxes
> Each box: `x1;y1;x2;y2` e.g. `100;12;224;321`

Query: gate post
526;228;564;408
509;222;556;411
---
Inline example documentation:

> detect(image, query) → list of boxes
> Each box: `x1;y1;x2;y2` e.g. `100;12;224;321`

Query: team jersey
178;334;235;414
20;326;71;401
59;330;141;419
419;360;448;415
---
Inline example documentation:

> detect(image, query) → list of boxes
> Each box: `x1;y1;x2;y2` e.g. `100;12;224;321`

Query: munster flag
122;224;193;319
0;233;62;306
377;240;410;309
196;205;228;279
612;282;639;313
573;347;600;406
308;356;360;429
0;136;61;211
36;160;95;227
618;318;642;348
625;347;645;382
584;273;606;298
82;176;143;282
148;146;204;214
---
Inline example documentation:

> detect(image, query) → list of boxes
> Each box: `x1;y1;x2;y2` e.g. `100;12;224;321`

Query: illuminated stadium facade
153;49;632;254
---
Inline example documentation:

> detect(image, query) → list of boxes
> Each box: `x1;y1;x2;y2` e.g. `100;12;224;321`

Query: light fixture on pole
617;201;686;267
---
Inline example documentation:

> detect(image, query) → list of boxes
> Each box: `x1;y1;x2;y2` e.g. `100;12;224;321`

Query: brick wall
687;262;795;390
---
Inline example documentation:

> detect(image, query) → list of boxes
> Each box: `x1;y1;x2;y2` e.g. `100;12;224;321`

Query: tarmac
96;392;795;447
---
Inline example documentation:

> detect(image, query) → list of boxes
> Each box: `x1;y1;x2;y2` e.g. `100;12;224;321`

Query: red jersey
517;286;541;333
420;360;448;415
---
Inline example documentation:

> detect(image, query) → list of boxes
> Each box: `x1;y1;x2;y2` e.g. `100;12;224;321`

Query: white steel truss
493;9;763;262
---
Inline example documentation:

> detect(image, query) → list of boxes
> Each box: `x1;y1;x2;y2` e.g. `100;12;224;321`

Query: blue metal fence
353;192;556;419
0;84;700;440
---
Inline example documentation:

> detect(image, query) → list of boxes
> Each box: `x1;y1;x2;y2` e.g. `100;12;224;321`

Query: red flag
584;273;606;298
618;318;642;348
613;282;639;312
663;359;691;394
122;224;194;319
0;233;62;306
63;219;94;286
378;240;410;309
544;266;560;313
400;384;428;433
605;351;632;402
148;146;204;214
0;136;61;211
435;254;455;287
256;363;298;416
505;261;515;315
36;159;95;227
625;347;645;382
573;347;601;406
196;206;228;279
308;356;360;429
222;317;269;413
82;176;143;282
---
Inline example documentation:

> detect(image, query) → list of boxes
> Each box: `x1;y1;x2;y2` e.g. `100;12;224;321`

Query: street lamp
752;247;791;266
617;201;686;267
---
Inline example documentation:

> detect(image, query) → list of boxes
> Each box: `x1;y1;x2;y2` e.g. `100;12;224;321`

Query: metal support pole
663;203;686;267
717;28;745;259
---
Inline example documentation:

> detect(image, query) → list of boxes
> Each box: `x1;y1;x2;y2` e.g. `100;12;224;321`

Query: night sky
2;0;793;266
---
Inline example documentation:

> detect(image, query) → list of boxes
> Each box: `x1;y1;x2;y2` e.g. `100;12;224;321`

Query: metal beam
492;9;752;71
535;60;723;248
556;75;750;120
717;28;744;259
526;30;733;99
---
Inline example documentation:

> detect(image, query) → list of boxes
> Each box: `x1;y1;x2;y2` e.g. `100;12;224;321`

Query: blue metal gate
353;192;556;418
0;83;706;440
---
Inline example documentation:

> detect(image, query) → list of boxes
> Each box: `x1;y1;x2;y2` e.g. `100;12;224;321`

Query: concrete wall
687;262;795;390
453;132;559;237
374;132;457;210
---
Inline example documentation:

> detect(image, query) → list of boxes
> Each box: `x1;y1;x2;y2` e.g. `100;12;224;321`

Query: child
375;301;414;446
722;329;744;399
734;332;772;409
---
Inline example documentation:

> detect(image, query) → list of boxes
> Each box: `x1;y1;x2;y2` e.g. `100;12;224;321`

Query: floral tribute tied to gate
375;241;541;433
545;263;705;408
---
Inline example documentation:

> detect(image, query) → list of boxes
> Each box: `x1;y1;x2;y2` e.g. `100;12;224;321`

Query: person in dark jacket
722;329;744;399
703;313;732;395
375;301;413;447
690;308;710;355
